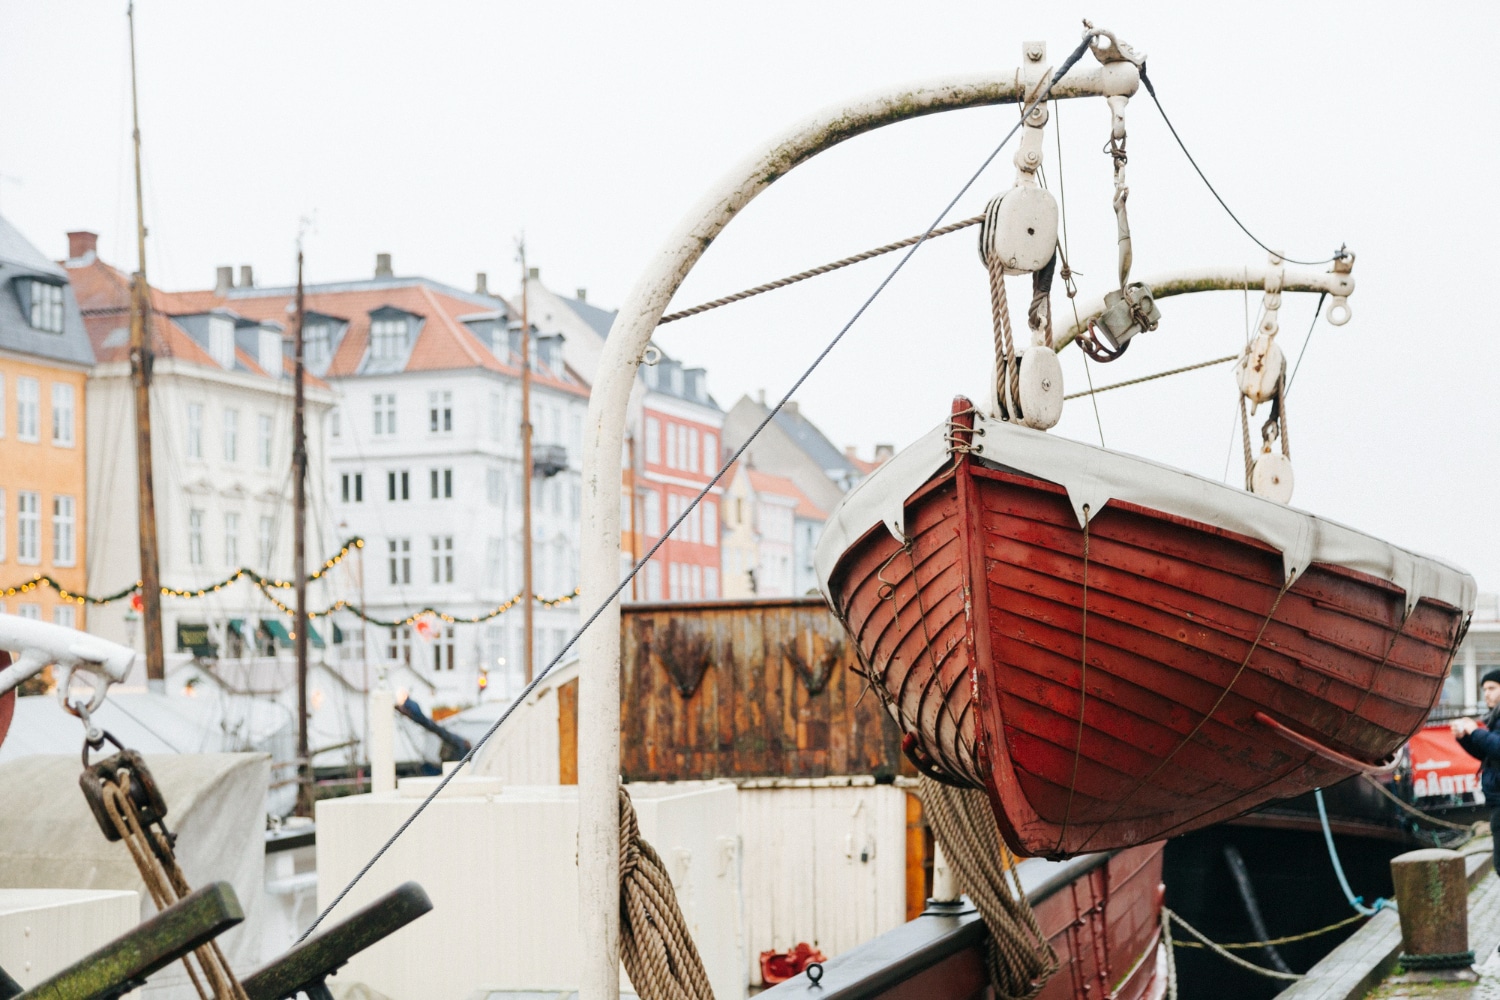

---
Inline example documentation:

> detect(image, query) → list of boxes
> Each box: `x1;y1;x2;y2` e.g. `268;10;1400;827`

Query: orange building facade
0;219;94;627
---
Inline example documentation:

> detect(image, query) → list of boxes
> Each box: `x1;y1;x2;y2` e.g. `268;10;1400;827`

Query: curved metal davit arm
577;56;1134;1000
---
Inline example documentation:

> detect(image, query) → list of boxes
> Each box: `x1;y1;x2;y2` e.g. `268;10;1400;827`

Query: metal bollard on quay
1390;848;1475;972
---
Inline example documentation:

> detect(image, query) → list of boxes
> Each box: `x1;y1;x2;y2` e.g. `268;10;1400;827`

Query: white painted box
0;888;140;990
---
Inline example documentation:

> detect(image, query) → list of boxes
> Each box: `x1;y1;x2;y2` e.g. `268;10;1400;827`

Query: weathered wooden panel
621;597;907;781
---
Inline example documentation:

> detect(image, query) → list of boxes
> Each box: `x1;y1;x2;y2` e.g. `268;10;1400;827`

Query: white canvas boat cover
816;414;1475;615
0;752;270;999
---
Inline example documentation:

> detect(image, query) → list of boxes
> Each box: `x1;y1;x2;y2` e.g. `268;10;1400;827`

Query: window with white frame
370;318;409;361
16;491;39;564
639;418;658;466
387;625;412;666
223;408;239;462
51;383;75;446
432;536;453;583
186;403;203;459
208;316;235;369
27;280;64;333
703;501;718;547
664;423;676;469
224;512;239;567
257;414;273;467
341;472;363;503
16;377;39;442
486;467;503;506
430;468;453;500
373;393;396;435
433;624;456;671
704;567;719;599
259;516;274;568
643;489;660;537
258;328;282;374
17;603;40;620
388;538;410;584
53;604;76;628
687;428;699;473
669;562;682;601
387;470;409;501
304;322;331;368
52;495;75;566
485;537;504;589
188;509;205;566
429;390;452;434
329;406;341;439
703;432;717;472
645;560;662;601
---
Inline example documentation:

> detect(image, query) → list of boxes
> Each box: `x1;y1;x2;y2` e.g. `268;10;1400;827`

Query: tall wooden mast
292;246;312;816
126;2;164;688
518;243;534;683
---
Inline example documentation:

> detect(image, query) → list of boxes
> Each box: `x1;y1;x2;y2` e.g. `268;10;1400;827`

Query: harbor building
179;255;588;706
0;217;93;631
67;235;338;674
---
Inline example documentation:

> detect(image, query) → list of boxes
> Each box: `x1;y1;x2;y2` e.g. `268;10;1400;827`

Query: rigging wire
1049;97;1105;448
297;32;1101;944
1283;292;1328;399
1063;354;1238;400
656;215;984;325
1138;65;1344;268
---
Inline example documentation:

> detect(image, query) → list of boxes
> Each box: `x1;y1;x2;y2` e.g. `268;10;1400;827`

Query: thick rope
1360;774;1486;833
1162;908;1304;981
920;778;1058;999
102;775;249;1000
986;256;1021;420
657;215;984;325
619;787;715;1000
1171;911;1365;951
1160;908;1178;1000
1239;395;1254;491
1063;354;1237;400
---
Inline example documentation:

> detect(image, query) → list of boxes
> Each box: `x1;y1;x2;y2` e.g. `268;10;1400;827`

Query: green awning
306;623;325;649
258;619;294;649
227;619;246;638
332;623;345;645
176;621;216;658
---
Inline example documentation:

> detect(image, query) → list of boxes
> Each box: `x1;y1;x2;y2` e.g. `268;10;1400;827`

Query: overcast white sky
3;2;1498;590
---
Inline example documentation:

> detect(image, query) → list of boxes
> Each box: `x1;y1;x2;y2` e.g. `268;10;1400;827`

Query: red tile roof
162;281;587;397
747;469;827;521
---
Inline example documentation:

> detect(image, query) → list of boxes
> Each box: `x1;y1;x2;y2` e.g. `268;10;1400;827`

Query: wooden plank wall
620;597;909;781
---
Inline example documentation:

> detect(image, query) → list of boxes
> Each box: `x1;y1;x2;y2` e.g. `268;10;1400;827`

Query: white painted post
576;56;1137;1000
368;687;395;794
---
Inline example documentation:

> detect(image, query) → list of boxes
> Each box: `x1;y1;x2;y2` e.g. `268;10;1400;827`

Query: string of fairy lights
0;535;580;627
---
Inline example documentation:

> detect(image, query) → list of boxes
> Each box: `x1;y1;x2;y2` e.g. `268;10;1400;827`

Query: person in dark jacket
1453;668;1500;873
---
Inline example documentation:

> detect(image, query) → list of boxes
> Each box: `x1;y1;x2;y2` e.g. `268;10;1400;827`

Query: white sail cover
816;414;1475;615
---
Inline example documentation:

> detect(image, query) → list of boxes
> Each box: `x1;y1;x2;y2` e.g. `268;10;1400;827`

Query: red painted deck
828;403;1469;858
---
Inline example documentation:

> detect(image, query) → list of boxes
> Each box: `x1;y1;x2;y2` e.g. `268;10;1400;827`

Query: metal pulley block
80;731;171;844
1015;346;1063;430
979;186;1059;276
1235;334;1286;408
1252;451;1295;504
1093;281;1160;352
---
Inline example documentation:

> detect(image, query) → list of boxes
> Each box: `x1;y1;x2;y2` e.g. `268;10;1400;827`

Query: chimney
783;401;799;417
844;445;858;460
215;266;235;295
67;231;98;259
239;265;254;288
528;267;539;280
576;287;587;302
475;272;489;295
375;253;393;278
757;389;767;406
875;443;895;462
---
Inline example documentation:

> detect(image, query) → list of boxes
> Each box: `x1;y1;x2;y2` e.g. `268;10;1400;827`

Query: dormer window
305;321;331;368
370;317;409;361
23;280;64;333
208;315;235;369
258;328;283;375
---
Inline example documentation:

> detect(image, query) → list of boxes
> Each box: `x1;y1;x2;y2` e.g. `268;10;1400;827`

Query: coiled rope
619;787;715;1000
920;777;1059;999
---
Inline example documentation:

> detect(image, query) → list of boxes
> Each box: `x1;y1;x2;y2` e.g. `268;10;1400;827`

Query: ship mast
518;243;534;684
292;245;312;816
126;1;165;690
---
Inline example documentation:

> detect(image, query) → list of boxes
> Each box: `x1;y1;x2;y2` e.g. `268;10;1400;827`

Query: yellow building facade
0;219;94;628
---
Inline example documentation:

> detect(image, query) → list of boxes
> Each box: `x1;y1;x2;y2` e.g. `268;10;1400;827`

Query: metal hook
806;962;824;988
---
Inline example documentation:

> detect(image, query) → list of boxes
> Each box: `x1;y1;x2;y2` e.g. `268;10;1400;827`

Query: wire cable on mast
297;31;1101;943
1138;65;1342;268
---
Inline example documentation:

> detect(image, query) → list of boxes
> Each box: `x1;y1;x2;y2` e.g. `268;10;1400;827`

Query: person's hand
1452;718;1480;738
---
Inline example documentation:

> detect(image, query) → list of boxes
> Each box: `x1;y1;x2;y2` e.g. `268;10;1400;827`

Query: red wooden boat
0;652;12;750
818;398;1474;858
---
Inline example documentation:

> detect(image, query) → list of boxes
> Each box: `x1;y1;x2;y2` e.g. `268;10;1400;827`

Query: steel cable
299;29;1101;946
